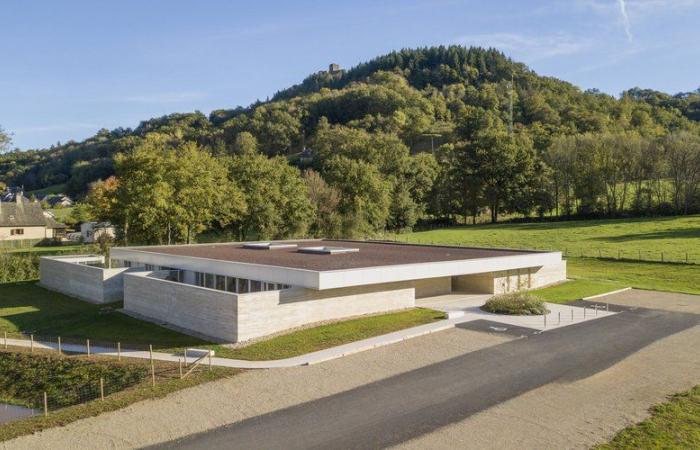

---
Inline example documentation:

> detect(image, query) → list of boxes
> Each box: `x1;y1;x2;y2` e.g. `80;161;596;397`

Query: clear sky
1;0;699;150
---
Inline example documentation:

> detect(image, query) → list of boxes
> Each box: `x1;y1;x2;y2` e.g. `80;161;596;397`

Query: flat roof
123;239;539;271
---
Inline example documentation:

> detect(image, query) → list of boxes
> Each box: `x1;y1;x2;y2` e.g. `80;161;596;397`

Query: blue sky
1;0;699;150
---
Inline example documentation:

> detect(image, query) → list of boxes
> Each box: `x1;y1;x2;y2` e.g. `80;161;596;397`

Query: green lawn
531;279;627;304
26;183;66;197
213;308;446;361
569;258;700;295
0;282;445;360
596;385;700;449
402;215;700;264
0;282;204;349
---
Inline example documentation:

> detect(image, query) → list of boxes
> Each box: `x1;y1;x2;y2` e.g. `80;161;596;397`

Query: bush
0;254;38;283
481;292;549;315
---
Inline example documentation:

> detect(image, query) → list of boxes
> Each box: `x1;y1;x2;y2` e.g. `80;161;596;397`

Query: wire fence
389;236;699;266
0;333;213;421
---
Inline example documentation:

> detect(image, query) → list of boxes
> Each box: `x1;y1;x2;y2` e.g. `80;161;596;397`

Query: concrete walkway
5;290;624;369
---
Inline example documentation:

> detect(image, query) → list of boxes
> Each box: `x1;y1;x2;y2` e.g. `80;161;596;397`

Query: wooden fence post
100;378;105;401
179;358;183;379
43;392;48;417
3;331;6;349
149;345;155;387
57;336;61;354
86;339;90;357
117;342;121;361
30;334;34;353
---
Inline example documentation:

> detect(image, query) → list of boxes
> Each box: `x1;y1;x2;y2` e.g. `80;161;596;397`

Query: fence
0;332;213;420
389;236;699;266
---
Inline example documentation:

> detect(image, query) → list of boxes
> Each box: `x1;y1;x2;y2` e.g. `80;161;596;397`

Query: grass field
569;258;700;295
531;279;627;303
596;385;700;449
0;282;204;349
0;282;446;360
402;215;700;263
25;183;66;197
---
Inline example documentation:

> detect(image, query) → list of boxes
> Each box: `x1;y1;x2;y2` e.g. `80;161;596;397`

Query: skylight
298;246;359;255
243;242;298;250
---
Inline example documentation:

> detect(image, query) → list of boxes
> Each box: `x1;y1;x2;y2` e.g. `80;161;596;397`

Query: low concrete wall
39;255;130;304
236;281;416;342
123;271;238;343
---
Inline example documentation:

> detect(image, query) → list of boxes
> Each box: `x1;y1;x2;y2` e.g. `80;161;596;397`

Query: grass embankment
596;385;700;449
0;282;445;360
0;282;205;350
213;308;446;361
403;215;700;263
0;348;236;442
0;351;146;409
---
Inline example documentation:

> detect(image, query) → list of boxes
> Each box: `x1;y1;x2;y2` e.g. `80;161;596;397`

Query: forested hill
1;45;699;222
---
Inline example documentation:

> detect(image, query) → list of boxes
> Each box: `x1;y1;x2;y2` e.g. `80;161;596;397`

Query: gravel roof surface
129;239;538;271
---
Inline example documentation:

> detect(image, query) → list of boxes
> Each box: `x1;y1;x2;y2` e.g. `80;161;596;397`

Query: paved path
152;302;699;449
5;296;616;369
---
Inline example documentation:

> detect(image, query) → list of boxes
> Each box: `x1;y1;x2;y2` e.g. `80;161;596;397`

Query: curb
582;287;632;301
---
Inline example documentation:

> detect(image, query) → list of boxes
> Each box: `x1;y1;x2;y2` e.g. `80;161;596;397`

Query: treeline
1;46;700;243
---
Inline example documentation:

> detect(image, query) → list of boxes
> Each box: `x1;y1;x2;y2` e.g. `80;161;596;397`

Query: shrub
481;292;549;315
0;254;38;283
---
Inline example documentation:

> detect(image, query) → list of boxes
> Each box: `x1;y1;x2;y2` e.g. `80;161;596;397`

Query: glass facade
112;259;291;293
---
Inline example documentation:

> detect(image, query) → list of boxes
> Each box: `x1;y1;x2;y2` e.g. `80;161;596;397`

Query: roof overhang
110;247;562;290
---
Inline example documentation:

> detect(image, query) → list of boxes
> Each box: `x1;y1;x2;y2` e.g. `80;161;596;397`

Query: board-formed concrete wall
39;256;130;304
236;281;416;342
452;261;567;294
123;271;237;342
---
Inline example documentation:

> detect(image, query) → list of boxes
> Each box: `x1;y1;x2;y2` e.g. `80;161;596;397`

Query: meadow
401;215;700;263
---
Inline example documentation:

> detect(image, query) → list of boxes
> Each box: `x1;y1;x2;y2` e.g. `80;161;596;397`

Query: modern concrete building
40;240;566;343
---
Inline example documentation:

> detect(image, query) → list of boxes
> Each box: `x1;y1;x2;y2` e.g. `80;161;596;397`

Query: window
145;264;154;271
225;277;237;293
237;278;249;294
10;228;24;236
195;272;205;287
205;273;215;289
250;280;262;292
215;275;226;291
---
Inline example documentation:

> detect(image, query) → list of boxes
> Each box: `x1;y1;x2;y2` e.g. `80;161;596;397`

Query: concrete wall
411;277;451;298
452;261;567;294
236;281;416;342
39;255;130;304
123;271;238;343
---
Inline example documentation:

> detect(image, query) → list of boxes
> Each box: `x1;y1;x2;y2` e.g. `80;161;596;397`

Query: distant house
80;221;116;243
0;195;67;242
43;194;74;208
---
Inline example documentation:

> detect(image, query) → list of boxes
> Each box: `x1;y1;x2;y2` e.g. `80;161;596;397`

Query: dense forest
1;46;699;243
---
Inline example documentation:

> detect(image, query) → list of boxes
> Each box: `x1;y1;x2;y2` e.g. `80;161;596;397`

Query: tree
323;156;391;237
106;134;246;244
303;169;342;237
0;126;11;154
665;132;700;214
228;152;312;240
